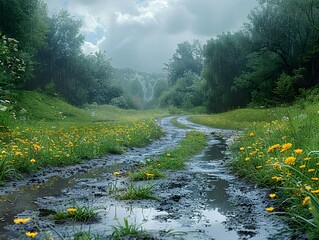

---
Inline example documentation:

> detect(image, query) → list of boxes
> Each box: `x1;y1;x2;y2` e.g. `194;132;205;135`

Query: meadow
190;104;319;238
0;91;167;183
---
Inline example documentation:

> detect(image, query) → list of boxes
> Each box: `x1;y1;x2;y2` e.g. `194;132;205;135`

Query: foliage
116;183;157;200
0;35;29;94
165;40;203;86
111;218;150;240
129;167;165;181
53;205;97;222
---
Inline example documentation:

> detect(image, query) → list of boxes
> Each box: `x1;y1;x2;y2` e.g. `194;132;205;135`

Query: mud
0;116;290;239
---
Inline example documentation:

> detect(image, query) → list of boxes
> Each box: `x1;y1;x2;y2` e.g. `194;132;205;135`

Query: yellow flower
304;157;311;161
269;193;276;199
267;144;280;153
308;169;315;173
311;177;319;181
145;173;155;178
311;190;319;194
11;145;19;150
166;153;171;157
25;231;38;238
302;196;311;206
13;217;31;224
265;207;274;212
256;165;263;169
280;143;292;152
239;147;245;151
67;208;77;213
249;132;255;137
272;176;282;181
294;149;303;155
299;165;306;169
113;171;120;176
245;157;250;161
30;159;36;164
284;156;296;165
304;185;312;191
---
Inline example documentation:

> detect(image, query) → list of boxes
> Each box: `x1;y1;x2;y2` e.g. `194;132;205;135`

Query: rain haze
44;0;258;72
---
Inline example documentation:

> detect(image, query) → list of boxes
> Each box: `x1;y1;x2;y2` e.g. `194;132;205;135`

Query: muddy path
0;116;290;239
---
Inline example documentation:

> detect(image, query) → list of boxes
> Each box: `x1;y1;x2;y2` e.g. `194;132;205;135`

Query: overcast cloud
44;0;258;72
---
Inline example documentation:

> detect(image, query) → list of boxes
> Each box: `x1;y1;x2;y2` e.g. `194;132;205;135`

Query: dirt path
0;116;290;239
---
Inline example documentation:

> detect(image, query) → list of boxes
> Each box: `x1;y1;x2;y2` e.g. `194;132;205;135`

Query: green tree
165;40;203;86
0;0;48;54
203;31;250;112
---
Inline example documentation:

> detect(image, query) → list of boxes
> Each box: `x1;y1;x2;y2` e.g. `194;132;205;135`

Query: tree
0;0;48;54
203;31;250;112
165;40;203;86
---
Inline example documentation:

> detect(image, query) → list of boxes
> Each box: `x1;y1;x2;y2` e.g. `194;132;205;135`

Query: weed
53;205;97;223
117;183;157;200
111;218;150;240
129;167;165;181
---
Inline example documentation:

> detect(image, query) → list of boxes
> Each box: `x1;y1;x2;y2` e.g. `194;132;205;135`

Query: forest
1;0;319;113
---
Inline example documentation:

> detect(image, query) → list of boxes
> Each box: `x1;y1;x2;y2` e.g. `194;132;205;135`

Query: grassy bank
190;104;319;238
0;91;168;183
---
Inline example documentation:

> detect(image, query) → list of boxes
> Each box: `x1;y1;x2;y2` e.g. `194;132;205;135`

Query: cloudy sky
44;0;258;73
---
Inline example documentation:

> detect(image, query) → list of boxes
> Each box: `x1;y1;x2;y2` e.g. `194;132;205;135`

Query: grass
127;131;207;184
170;117;191;129
52;204;98;223
117;183;157;200
0;91;167;183
190;103;319;238
111;218;150;240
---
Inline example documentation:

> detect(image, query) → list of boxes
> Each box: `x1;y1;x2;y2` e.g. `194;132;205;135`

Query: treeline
161;0;319;112
0;0;161;109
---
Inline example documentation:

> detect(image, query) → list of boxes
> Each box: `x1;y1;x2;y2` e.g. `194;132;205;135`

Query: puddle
0;116;289;239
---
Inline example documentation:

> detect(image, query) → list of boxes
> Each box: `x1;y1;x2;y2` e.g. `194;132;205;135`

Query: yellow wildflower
272;176;282;181
269;193;276;199
67;208;77;213
249;132;255;137
267;144;280;153
305;185;312;191
25;231;38;238
145;173;155;178
311;190;319;194
299;165;306;169
30;159;36;164
13;217;31;224
113;171;120;176
166;153;171;157
265;207;274;212
294;149;303;155
239;147;245;151
256;165;263;169
302;196;311;206
311;178;319;181
284;156;296;165
304;157;311;161
280;143;292;152
308;169;315;173
245;157;250;161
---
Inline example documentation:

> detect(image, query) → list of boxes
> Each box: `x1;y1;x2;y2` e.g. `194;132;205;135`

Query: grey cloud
44;0;259;72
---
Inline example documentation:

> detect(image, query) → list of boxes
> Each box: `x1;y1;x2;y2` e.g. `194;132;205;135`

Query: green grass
111;218;150;240
170;117;191;129
0;91;167;183
117;183;157;200
190;103;319;238
52;205;98;223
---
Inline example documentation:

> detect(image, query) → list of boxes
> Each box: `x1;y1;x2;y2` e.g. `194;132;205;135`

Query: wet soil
0;116;290;239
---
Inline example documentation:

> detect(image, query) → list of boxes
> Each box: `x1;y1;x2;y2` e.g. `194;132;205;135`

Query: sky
44;0;259;73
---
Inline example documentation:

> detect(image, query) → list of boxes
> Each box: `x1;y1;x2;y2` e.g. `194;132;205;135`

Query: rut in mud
0;116;290;239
